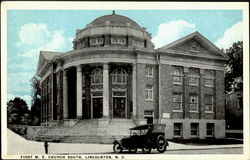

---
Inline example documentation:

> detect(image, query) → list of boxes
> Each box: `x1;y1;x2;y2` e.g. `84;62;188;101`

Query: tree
225;41;243;93
7;97;31;125
30;75;41;125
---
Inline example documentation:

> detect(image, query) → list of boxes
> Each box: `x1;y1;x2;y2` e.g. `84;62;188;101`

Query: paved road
6;129;243;155
164;147;243;154
106;147;243;154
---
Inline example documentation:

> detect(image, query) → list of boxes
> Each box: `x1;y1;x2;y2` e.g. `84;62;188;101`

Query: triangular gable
159;31;228;60
36;51;62;75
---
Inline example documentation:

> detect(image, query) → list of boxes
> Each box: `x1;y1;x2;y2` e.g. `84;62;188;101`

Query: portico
60;62;136;120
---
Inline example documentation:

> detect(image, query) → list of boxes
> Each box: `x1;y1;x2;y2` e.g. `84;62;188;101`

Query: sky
7;10;243;108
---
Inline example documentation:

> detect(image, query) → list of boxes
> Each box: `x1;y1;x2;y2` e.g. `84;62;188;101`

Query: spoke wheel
157;145;167;153
156;135;166;148
129;148;137;153
113;143;122;153
142;147;151;154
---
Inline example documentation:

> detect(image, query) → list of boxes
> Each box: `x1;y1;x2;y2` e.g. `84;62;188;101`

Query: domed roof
89;11;141;29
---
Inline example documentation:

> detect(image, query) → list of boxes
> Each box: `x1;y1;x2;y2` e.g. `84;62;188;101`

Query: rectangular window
145;66;153;77
172;67;183;85
189;95;198;112
206;123;214;137
191;123;199;137
172;93;182;111
204;70;215;87
174;123;182;137
90;37;103;45
145;85;153;100
173;76;182;84
111;37;126;44
205;95;213;112
133;40;144;47
204;78;214;87
111;37;118;43
189;77;199;86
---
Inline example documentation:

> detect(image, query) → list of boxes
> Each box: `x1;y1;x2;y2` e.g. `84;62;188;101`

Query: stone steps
34;119;136;144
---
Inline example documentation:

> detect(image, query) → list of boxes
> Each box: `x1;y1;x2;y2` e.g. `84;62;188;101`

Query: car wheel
113;143;122;153
156;135;166;148
157;145;167;153
142;147;151;154
129;148;137;153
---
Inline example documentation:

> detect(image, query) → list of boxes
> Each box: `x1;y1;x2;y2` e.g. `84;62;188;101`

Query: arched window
112;68;127;84
188;68;199;86
172;66;183;84
91;68;103;85
204;70;215;87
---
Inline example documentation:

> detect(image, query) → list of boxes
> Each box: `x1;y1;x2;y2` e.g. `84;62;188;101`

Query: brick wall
161;119;225;139
136;63;159;120
160;64;172;118
215;70;225;119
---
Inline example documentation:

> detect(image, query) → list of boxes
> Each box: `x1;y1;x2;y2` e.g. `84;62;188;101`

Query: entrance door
93;98;103;118
113;97;126;118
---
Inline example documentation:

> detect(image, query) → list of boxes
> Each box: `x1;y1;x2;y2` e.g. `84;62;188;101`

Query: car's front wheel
157;145;167;153
113;143;122;153
142;147;151;154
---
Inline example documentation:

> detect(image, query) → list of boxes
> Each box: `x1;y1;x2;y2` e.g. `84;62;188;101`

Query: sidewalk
7;129;243;154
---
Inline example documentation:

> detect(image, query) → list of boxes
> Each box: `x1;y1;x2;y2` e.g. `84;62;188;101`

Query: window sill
205;85;214;88
173;82;182;85
91;83;103;85
190;135;199;138
145;75;153;78
206;135;214;138
111;42;126;45
145;99;154;102
189;84;199;86
90;43;104;45
189;110;199;113
172;110;183;113
205;111;214;114
112;83;127;85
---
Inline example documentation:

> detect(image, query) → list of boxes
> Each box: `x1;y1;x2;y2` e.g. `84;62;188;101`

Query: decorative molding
137;59;157;65
160;60;225;71
184;67;189;73
63;58;136;69
40;70;52;83
55;65;63;73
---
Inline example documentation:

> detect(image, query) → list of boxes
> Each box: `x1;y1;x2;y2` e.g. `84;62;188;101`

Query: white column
76;66;83;118
103;63;109;118
132;64;137;118
63;70;68;119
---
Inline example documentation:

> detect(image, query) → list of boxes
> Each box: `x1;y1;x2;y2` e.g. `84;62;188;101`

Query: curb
167;146;243;151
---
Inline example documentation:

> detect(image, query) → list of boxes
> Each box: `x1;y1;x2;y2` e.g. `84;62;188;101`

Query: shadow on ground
168;138;243;145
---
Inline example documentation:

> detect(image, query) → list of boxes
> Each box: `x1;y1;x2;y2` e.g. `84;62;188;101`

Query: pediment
36;51;62;75
159;32;228;60
37;52;47;74
169;38;221;57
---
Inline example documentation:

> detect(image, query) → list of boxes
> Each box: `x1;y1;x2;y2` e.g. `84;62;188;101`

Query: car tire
129;148;137;153
156;135;166;148
142;147;151;154
157;145;167;153
113;143;122;153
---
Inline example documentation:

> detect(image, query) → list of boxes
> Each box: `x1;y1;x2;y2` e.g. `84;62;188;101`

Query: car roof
130;124;166;130
130;124;153;130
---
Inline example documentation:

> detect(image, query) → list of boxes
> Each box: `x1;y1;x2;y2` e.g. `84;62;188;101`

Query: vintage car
113;124;169;154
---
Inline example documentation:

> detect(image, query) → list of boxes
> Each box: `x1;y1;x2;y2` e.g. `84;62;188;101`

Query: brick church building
36;11;228;140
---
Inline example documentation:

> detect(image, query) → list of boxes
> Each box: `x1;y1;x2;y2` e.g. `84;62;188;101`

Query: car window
131;130;140;136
